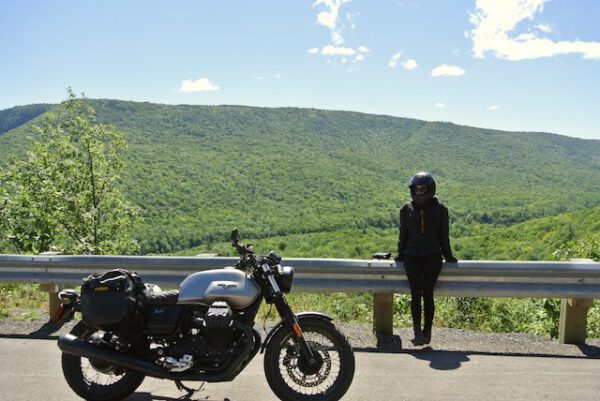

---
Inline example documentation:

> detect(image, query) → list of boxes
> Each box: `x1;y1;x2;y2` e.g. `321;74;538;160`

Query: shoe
423;325;432;344
411;325;425;346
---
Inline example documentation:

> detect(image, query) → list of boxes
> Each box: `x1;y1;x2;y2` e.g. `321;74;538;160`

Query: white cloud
179;78;219;92
354;54;364;62
315;0;339;29
489;105;500;111
310;45;363;57
431;64;466;77
314;0;351;45
347;11;359;31
341;58;347;64
358;46;370;53
331;31;343;45
516;33;537;41
388;51;403;68
470;0;600;60
321;45;356;56
435;102;446;108
403;59;418;70
535;23;552;33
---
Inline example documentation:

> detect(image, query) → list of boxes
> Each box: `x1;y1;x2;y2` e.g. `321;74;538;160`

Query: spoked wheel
61;322;145;401
264;318;355;401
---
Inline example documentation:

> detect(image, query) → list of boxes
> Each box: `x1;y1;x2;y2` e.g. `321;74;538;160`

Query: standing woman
396;172;457;346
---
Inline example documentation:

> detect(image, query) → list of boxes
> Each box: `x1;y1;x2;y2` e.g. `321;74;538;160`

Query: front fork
272;294;317;363
259;261;316;363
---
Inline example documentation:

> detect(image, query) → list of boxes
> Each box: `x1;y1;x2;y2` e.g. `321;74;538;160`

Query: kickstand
174;380;204;399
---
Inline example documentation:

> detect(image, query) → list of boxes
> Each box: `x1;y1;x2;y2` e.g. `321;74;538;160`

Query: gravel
336;322;600;358
1;313;599;358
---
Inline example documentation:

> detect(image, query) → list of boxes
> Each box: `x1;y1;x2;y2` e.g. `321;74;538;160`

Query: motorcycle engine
156;301;237;372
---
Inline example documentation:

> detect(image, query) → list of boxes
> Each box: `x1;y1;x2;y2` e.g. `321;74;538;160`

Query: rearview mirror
230;228;239;243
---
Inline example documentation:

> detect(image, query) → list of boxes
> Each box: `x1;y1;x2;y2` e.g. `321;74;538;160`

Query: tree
553;235;600;262
0;89;140;255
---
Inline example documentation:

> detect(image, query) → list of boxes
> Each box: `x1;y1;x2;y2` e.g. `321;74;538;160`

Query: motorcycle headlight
275;265;294;293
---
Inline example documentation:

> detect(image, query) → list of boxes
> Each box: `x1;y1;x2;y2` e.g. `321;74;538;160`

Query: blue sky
1;0;599;139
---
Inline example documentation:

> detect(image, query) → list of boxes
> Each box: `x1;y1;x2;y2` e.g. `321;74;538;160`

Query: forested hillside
168;205;600;261
455;205;600;260
0;104;52;135
1;100;599;256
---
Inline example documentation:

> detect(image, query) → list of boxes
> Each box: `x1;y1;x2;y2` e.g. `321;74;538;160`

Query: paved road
1;338;599;401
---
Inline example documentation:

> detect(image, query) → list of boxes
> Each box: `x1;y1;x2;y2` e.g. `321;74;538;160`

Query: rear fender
260;312;333;353
54;289;81;323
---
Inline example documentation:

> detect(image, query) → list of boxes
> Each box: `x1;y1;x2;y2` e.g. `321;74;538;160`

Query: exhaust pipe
59;334;171;378
57;322;255;382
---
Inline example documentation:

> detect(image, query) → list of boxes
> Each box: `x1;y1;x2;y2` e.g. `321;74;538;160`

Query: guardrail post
558;298;594;344
559;258;596;344
373;292;394;335
39;283;62;321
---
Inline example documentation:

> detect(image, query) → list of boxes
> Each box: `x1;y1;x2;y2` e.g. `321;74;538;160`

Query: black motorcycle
56;229;355;401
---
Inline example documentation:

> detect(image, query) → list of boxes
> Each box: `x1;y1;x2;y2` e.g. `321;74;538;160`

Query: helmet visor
413;184;428;195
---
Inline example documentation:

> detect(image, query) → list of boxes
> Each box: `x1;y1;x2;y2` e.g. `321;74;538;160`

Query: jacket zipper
420;209;425;235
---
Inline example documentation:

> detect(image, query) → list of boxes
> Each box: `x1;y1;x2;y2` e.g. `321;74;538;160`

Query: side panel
177;268;261;309
146;305;184;336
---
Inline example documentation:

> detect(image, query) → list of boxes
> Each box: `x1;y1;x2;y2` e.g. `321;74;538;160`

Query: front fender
260;312;333;353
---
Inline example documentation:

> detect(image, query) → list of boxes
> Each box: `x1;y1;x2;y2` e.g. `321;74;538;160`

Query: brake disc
282;341;332;387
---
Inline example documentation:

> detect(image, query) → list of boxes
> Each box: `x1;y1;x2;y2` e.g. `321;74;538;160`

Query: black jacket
397;197;454;260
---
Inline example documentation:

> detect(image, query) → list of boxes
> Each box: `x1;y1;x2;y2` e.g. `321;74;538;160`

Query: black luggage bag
80;269;147;331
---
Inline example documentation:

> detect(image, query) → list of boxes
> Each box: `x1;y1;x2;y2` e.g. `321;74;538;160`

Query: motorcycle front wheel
61;322;145;401
264;318;355;401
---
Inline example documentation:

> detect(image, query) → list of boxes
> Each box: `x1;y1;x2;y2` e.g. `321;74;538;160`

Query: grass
272;292;375;325
2;283;599;339
0;284;48;320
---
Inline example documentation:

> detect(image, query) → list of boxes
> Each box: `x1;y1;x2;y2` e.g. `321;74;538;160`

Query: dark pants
403;254;443;328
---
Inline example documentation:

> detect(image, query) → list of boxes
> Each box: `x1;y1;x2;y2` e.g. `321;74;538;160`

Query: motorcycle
56;229;355;401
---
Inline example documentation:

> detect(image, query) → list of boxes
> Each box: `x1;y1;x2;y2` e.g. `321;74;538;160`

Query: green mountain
455;205;600;260
1;100;599;255
0;104;52;135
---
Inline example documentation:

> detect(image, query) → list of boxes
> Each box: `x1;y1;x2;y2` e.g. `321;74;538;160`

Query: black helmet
408;171;436;205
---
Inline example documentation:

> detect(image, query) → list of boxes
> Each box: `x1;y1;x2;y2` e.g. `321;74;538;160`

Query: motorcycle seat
150;290;179;305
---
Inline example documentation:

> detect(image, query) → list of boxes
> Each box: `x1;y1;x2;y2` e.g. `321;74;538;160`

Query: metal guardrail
0;254;599;343
1;254;599;298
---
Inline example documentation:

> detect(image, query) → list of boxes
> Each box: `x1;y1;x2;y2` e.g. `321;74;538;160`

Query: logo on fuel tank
216;282;237;289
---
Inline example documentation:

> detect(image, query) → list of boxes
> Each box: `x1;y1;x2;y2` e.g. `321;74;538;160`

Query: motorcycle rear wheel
61;321;145;401
264;318;355;401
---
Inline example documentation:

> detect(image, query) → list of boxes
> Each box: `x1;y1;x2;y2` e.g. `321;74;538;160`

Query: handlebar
230;228;253;255
230;229;281;271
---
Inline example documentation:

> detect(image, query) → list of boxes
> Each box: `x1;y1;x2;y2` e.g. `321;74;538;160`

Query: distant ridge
1;99;599;254
0;104;53;135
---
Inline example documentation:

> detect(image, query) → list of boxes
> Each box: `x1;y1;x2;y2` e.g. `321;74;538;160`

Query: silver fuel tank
177;268;261;309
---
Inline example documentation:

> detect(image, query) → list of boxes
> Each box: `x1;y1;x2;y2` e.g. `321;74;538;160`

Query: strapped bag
80;269;148;331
